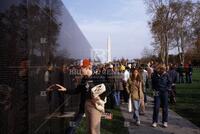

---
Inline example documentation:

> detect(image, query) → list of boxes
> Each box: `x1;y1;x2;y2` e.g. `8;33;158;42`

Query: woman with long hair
126;68;144;126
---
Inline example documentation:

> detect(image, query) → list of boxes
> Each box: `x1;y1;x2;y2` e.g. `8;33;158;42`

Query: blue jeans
133;100;140;121
113;90;120;106
153;92;168;123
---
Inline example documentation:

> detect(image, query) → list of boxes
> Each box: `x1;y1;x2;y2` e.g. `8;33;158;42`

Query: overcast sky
62;0;153;60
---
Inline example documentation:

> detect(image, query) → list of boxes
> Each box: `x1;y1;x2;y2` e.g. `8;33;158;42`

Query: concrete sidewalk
120;97;200;134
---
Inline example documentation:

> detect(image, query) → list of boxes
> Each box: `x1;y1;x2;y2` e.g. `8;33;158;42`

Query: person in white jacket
122;66;130;103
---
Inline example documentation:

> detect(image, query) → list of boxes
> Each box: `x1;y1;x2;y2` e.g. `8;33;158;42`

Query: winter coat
113;72;124;91
152;71;172;93
126;79;144;100
168;69;177;84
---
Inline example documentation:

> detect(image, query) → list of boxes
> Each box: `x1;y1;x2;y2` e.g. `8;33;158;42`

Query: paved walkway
120;97;200;134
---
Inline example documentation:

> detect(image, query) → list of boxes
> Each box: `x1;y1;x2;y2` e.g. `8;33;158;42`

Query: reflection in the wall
0;0;94;133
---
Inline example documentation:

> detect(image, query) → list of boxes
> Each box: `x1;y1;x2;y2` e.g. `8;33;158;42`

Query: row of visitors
98;62;178;128
173;63;193;84
44;59;187;134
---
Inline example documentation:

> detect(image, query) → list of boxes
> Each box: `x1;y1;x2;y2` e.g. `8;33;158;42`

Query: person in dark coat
178;64;184;83
168;64;177;104
46;64;65;114
188;64;193;83
151;64;172;128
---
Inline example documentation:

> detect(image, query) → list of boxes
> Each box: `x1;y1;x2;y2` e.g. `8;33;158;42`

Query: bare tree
141;47;156;58
192;2;200;52
145;0;195;65
146;0;176;65
170;1;193;64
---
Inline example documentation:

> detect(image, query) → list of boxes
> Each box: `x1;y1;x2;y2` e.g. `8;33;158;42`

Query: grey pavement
120;97;200;134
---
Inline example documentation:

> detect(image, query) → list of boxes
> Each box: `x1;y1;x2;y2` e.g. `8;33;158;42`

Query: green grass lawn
76;107;129;134
171;68;200;127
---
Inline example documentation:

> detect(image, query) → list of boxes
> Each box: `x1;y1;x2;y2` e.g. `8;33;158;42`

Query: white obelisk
107;34;112;63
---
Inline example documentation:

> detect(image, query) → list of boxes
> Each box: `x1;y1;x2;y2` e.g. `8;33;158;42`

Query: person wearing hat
151;64;172;128
59;59;108;134
120;65;125;72
78;59;109;134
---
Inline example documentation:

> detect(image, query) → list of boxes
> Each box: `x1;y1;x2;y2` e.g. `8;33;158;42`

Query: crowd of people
44;58;193;134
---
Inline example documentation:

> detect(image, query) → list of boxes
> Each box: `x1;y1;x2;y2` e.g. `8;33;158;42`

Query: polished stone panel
0;0;92;133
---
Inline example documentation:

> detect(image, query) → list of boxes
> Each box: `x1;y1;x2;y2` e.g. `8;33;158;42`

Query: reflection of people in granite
45;63;66;114
29;66;40;113
12;59;28;134
0;60;28;134
44;62;54;114
44;62;53;89
0;85;13;134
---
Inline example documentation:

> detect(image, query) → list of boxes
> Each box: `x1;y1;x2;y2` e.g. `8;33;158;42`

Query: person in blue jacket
168;64;178;104
151;64;172;128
